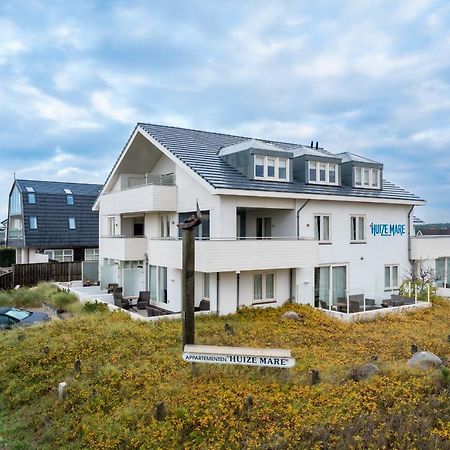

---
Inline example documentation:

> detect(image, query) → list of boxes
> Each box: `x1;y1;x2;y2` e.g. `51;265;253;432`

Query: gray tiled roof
137;123;424;203
15;179;102;196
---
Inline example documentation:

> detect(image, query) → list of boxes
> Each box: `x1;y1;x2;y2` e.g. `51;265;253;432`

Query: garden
0;290;449;449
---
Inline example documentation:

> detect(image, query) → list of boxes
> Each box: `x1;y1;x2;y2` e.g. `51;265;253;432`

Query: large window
44;249;74;262
350;215;366;242
354;167;381;189
436;258;450;288
85;248;99;261
108;216;116;236
9;186;22;215
133;217;144;236
66;195;74;205
254;156;289;181
384;265;399;290
253;273;275;303
149;265;167;303
256;217;272;239
28;193;36;204
308;161;338;185
68;217;76;230
314;265;347;308
314;215;331;242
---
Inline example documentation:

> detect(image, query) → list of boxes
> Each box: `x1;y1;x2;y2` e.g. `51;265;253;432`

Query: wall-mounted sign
370;223;406;237
182;344;295;368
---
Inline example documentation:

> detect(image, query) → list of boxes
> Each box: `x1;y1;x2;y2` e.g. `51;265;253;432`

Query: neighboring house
0;219;6;246
94;123;429;312
411;222;450;297
7;179;102;264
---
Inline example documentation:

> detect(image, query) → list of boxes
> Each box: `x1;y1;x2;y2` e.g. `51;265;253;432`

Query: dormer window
254;156;289;181
308;161;338;185
354;167;380;189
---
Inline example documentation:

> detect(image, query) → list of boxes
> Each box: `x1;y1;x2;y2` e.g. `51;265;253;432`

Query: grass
0;298;449;448
0;283;78;312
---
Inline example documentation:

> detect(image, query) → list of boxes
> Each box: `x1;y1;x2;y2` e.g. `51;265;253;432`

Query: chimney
310;140;314;148
315;141;319;150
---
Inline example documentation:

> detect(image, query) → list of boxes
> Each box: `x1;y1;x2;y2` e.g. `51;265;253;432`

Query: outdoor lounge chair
107;283;118;294
136;291;150;309
194;299;210;312
113;291;130;310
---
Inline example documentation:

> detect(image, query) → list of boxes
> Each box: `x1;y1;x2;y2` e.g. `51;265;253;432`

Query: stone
411;343;418;355
407;351;442;370
281;311;301;321
351;363;380;381
156;402;165;421
310;369;320;385
224;323;235;335
58;381;68;400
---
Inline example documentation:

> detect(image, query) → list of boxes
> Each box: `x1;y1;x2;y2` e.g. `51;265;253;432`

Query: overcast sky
1;0;449;222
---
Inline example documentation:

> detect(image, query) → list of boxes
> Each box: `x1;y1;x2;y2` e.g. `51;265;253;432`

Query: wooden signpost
177;202;202;348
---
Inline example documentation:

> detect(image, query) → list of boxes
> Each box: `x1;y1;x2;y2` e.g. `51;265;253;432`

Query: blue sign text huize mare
370;223;406;237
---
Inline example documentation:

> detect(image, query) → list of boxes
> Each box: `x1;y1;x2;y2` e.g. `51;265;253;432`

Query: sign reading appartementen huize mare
182;344;295;368
370;223;406;237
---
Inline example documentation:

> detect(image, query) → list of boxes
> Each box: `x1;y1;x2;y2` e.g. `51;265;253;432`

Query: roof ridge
16;179;103;187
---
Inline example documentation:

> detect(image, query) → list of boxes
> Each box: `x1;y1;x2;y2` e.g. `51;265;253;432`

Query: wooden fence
0;262;82;290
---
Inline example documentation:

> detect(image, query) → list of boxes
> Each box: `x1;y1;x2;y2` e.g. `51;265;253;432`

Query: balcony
100;237;146;261
148;238;319;272
100;176;177;215
410;235;450;260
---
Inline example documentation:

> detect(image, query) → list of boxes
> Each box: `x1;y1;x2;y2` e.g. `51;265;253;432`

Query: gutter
407;205;414;268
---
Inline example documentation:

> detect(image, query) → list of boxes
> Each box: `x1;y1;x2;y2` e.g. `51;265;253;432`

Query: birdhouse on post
177;201;202;348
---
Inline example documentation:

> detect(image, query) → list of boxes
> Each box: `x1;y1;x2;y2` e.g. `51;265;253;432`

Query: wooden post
182;228;195;348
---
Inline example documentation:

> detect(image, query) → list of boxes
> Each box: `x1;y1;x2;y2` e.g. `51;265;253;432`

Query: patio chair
194;299;210;312
137;291;150;309
113;291;130;310
349;300;360;313
107;283;118;294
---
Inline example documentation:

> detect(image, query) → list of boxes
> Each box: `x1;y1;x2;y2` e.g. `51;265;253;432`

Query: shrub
82;301;109;314
46;291;78;311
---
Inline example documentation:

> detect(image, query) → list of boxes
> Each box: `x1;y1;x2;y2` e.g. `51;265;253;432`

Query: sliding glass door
314;265;347;308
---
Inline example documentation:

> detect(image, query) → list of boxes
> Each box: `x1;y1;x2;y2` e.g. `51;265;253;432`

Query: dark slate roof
15;179;102;196
415;223;450;236
13;179;102;249
137;123;424;203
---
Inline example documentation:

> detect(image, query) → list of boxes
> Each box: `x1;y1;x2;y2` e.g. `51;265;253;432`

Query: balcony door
256;217;271;239
314;265;346;308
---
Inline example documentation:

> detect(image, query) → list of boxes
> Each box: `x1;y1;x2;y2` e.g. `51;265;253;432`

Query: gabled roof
135;123;424;203
415;223;450;236
15;179;102;196
336;152;381;164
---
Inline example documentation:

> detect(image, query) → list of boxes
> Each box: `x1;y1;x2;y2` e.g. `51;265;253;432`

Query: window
149;265;167;303
63;189;72;194
29;216;38;230
253;273;275;302
314;215;330;242
385;265;399;290
256;217;271;239
85;248;99;261
314;265;347;309
254;156;289;181
160;215;170;237
308;161;338;185
9;186;22;215
25;187;35;192
354;167;381;189
68;217;76;230
28;193;36;204
66;195;74;205
436;258;450;288
108;216;116;236
44;249;73;262
203;273;210;299
350;215;366;242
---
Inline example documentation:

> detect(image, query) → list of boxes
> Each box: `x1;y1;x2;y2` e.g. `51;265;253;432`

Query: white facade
95;126;426;314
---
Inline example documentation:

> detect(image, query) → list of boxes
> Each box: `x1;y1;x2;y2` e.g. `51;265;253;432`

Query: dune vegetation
0;297;449;449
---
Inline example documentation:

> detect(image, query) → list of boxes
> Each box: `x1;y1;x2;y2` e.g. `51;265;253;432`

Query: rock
351;363;380;381
407;351;442;370
58;381;68;400
282;311;301;321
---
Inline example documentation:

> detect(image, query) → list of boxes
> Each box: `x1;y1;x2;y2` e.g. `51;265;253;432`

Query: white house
94;123;426;314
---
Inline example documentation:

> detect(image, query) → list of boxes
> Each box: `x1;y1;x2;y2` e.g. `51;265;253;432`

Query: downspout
216;272;220;315
236;272;240;311
296;199;310;238
407;205;414;275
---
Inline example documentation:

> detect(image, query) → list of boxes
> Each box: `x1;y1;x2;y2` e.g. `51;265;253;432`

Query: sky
1;0;450;222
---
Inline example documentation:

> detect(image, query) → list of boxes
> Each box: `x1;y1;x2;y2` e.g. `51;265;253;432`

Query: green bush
0;248;15;267
46;291;78;311
82;301;109;314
